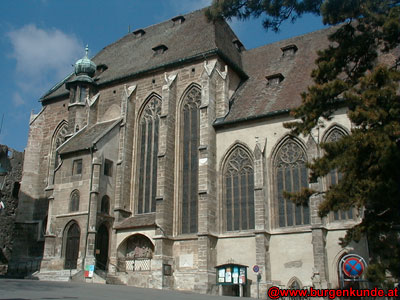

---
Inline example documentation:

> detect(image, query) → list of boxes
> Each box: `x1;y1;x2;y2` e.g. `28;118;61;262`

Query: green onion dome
74;45;96;77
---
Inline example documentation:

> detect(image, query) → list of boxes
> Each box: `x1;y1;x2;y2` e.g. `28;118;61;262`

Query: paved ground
0;279;239;300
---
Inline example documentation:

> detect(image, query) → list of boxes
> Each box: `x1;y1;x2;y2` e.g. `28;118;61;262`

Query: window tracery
275;139;310;227
325;128;354;221
48;122;68;185
181;86;201;234
223;147;255;231
137;95;161;214
54;125;68;167
69;190;80;212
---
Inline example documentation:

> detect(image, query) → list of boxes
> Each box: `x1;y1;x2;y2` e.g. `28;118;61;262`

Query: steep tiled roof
220;27;336;124
114;214;156;230
59;119;121;154
41;9;243;101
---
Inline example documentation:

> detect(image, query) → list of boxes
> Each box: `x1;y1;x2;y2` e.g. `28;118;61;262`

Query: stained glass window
48;121;68;185
137;95;161;214
275;139;310;227
325;128;354;221
224;147;255;231
181;86;201;234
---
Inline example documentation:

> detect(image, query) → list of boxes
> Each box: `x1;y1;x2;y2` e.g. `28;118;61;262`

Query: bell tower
65;45;97;135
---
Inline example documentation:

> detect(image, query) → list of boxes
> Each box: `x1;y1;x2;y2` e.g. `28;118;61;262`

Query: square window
72;159;82;175
104;159;113;177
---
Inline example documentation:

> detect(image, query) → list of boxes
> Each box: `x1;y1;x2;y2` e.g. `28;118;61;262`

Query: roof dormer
280;44;298;57
96;64;108;75
232;39;245;52
152;44;168;55
133;29;145;38
266;73;285;85
171;15;185;25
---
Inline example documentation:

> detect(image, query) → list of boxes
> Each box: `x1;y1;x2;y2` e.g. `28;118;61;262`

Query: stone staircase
30;267;126;285
106;274;127;285
30;269;79;281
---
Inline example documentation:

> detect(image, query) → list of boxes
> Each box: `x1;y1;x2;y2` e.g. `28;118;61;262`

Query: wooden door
65;223;80;269
95;224;109;270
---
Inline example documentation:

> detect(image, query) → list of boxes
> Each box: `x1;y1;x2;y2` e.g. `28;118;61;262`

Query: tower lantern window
79;86;87;102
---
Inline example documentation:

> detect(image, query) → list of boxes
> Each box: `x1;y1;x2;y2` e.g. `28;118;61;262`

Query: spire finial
72;44;96;78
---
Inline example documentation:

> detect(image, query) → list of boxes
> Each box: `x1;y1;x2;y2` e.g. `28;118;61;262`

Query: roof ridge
244;25;334;54
97;8;208;58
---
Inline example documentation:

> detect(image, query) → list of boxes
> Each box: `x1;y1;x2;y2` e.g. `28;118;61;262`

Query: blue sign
343;257;364;278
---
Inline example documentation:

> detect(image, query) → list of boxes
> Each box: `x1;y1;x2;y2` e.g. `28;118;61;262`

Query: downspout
83;145;94;269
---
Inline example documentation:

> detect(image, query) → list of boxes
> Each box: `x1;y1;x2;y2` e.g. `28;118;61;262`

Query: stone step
106;275;126;285
30;269;79;282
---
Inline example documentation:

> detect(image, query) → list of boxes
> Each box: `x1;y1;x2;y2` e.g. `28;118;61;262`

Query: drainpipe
83;145;94;269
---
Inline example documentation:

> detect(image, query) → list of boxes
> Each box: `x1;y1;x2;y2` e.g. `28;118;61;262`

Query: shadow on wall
0;248;7;264
6;190;49;278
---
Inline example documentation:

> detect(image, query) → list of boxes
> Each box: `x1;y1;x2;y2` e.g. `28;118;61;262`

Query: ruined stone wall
0;145;23;272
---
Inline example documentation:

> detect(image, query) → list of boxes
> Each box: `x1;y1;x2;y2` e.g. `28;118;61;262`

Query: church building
15;8;371;296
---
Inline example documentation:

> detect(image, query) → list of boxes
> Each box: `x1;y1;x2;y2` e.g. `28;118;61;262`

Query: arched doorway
95;223;109;270
65;223;80;269
117;234;154;271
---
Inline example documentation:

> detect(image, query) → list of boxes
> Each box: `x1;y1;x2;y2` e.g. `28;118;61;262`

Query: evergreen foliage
207;0;400;285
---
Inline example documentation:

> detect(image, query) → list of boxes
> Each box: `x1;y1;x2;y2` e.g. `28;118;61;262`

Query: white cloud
12;92;25;107
8;24;82;80
7;24;82;106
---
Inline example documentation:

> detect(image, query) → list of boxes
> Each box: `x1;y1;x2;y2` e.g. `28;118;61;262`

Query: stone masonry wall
0;145;23;273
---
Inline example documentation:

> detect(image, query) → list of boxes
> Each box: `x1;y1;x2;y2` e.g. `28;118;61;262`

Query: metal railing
124;258;151;271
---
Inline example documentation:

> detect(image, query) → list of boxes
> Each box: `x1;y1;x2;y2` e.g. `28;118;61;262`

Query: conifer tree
207;0;400;285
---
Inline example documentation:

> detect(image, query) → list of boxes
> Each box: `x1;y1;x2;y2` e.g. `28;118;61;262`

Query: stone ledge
45;185;54;191
68;103;85;108
171;235;198;241
218;232;256;239
55;211;89;218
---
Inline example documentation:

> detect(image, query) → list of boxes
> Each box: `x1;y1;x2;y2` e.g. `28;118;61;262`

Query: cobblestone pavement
0;279;239;300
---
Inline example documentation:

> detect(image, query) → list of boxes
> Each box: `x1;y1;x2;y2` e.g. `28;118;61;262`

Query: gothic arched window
324;128;354;221
137;95;161;214
181;86;201;234
223;147;255;231
288;278;303;300
274;139;310;227
70;190;80;212
48;121;68;185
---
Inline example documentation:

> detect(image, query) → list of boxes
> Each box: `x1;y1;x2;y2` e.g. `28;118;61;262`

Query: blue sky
0;0;326;152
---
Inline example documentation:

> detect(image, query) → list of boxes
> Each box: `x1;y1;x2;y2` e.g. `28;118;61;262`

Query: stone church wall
11;8;370;295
